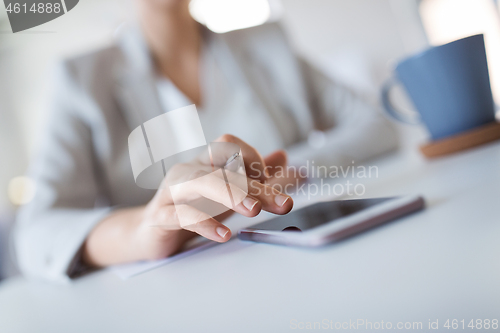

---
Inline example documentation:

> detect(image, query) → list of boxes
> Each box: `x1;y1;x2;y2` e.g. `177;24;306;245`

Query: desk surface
1;143;500;333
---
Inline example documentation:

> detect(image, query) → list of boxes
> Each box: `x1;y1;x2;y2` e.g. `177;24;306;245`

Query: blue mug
382;34;496;140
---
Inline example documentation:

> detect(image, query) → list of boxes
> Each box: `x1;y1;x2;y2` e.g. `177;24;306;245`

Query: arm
14;62;113;282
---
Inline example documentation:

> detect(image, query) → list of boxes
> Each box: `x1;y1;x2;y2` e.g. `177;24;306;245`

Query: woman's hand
82;135;294;266
262;150;307;192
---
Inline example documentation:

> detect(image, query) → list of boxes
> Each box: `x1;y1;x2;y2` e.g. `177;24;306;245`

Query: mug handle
381;78;420;125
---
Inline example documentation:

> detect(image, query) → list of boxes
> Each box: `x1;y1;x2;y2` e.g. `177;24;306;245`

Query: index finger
214;134;269;182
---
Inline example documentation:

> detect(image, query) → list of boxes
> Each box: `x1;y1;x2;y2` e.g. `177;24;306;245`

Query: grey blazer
15;23;398;282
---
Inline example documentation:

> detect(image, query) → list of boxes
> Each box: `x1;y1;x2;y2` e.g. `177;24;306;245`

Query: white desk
1;142;500;333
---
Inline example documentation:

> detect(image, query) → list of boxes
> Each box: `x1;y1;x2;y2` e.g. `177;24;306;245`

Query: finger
222;169;293;215
150;185;174;207
169;169;262;217
175;205;232;242
264;150;288;175
215;134;269;181
266;173;306;189
156;163;213;206
149;205;232;242
263;150;306;188
246;178;294;214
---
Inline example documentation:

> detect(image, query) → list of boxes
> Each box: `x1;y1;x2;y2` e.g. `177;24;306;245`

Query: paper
109;239;217;280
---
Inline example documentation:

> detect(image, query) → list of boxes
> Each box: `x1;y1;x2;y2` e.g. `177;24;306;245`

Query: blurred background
0;0;499;279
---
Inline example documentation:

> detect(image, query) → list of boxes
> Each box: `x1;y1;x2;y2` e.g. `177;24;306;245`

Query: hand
136;134;294;259
83;134;294;266
262;150;307;192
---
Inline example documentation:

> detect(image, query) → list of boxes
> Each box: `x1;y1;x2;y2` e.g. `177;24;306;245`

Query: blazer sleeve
287;58;399;169
14;62;112;283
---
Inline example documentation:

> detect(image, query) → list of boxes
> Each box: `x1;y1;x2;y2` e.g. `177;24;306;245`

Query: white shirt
156;36;283;157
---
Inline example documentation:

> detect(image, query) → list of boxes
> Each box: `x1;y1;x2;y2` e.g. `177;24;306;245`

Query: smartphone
237;196;425;247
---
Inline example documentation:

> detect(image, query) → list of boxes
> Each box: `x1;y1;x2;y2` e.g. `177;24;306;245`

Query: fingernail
243;197;258;211
216;227;230;239
275;194;289;207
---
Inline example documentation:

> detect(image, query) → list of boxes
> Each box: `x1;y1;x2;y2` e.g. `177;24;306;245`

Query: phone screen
247;198;393;232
